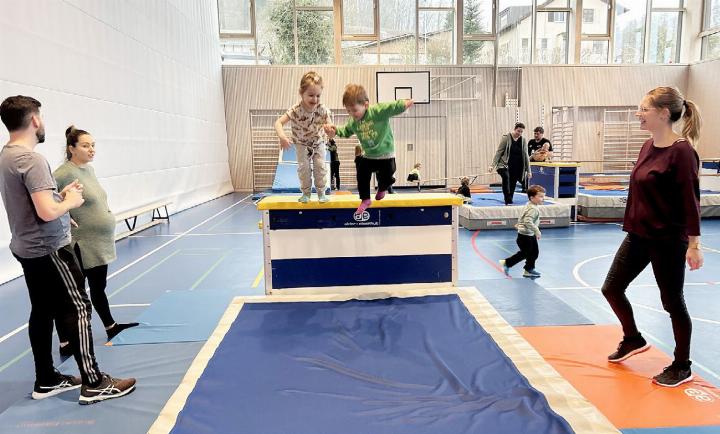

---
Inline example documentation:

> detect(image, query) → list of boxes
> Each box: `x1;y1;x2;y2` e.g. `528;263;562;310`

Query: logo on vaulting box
353;211;371;222
344;209;380;227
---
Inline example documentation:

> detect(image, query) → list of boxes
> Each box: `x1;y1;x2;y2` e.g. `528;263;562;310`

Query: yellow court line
252;267;264;288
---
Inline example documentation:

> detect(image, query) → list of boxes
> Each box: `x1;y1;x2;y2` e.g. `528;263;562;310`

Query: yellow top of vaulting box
257;193;463;210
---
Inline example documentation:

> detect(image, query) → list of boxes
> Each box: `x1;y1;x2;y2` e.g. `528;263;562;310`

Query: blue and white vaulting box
257;194;463;294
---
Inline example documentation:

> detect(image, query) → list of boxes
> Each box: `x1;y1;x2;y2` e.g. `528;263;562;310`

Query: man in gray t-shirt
0;95;135;404
0;145;71;257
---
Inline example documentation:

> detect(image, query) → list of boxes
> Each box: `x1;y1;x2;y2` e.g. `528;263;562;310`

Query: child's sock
298;194;310;203
355;199;372;214
318;192;329;203
375;190;386;201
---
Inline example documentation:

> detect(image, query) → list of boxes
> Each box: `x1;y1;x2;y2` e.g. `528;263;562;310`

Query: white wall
0;0;233;283
687;58;720;158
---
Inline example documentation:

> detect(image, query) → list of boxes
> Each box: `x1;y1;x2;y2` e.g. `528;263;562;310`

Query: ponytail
681;99;701;147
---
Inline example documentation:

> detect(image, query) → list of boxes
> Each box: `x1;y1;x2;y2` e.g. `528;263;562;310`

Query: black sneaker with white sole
608;335;650;362
653;362;693;387
32;372;82;400
79;374;136;405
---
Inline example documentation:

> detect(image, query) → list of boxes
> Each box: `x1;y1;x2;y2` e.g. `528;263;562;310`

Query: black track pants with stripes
15;244;102;385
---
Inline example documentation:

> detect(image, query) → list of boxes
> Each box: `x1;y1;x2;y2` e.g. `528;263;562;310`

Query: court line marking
470;230;511;279
130;232;260;238
189;250;232;290
491;240;515;255
0;195;250;364
108;196;251;281
573;254;720;382
252;267;264;288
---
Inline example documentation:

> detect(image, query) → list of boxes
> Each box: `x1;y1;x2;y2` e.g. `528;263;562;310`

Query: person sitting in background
407;162;421;192
457;177;472;203
531;142;553;162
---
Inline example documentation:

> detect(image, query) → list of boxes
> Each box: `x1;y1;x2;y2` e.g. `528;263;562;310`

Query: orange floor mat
517;324;720;430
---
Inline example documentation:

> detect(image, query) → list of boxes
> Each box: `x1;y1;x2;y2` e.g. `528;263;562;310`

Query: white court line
0;195;251;347
107;196;251;280
548;282;720;290
129;232;261;238
572;253;720;381
0;324;29;345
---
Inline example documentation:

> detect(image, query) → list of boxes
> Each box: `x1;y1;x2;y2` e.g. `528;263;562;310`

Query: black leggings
14;246;102;385
497;167;524;205
74;244;114;328
505;233;539;271
330;161;340;190
56;245;115;344
356;157;396;200
601;234;692;362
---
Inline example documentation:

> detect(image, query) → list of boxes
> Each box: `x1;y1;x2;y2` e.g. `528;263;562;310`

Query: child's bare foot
355;199;371;214
375;190;386;201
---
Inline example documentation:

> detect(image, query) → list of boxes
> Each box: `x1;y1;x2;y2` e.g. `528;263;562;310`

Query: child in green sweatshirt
325;84;413;215
499;185;546;278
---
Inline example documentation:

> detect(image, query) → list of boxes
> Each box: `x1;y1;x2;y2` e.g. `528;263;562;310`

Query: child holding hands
325;84;413;214
275;71;332;203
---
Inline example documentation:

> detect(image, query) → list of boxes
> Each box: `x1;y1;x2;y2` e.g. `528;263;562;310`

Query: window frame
535;1;571;64
218;0;256;38
644;0;684;64
461;0;497;65
701;0;720;59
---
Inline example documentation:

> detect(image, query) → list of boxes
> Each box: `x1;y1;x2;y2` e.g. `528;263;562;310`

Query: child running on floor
499;185;545;278
325;84;413;214
274;71;332;203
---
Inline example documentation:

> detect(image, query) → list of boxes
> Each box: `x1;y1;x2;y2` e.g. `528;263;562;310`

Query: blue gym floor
0;192;718;433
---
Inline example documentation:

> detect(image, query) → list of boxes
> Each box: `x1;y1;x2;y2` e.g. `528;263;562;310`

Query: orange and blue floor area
0;192;719;433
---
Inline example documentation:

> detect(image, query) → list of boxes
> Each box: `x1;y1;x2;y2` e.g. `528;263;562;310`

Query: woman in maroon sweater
601;86;703;387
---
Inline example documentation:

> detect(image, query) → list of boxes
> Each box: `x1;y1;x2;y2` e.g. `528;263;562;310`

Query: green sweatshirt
517;202;541;237
335;100;407;159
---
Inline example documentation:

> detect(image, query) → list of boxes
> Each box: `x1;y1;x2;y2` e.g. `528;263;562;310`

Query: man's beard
36;126;45;143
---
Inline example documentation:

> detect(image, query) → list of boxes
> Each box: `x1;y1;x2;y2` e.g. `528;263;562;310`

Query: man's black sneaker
32;372;81;400
608;335;650;362
653;362;693;387
79;374;136;405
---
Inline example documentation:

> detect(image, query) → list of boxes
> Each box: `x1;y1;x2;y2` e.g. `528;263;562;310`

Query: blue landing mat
460;279;593;327
0;342;203;434
110;288;238;345
169;294;574;434
469;192;558;207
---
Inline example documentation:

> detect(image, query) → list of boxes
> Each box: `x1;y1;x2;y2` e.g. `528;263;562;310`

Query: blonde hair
646;86;702;146
413;162;421;169
342;84;369;107
299;71;323;95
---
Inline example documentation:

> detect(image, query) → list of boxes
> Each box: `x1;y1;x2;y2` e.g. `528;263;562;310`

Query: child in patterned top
274;71;333;203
